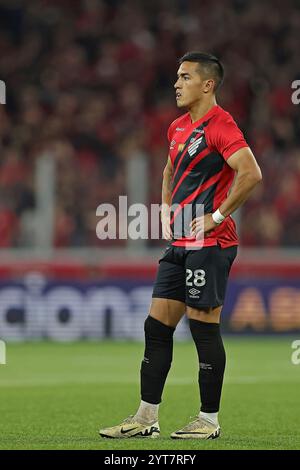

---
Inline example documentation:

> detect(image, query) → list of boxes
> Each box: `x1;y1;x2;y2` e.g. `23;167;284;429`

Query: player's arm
217;146;262;217
161;155;173;241
191;147;262;235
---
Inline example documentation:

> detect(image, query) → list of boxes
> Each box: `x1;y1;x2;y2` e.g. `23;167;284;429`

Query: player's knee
144;315;175;340
186;306;222;323
149;298;184;328
143;316;175;373
148;311;178;328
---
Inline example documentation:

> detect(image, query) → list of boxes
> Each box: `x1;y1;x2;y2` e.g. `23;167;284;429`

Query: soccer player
99;52;262;439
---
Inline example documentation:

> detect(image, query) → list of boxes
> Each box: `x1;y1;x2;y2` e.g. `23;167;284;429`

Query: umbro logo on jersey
188;136;203;156
170;139;176;150
176;127;185;131
189;288;201;296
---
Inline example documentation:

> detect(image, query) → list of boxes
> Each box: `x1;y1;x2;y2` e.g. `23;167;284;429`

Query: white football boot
171;416;220;439
99;415;160;439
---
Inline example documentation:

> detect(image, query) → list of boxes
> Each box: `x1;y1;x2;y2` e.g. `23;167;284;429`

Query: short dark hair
179;52;224;91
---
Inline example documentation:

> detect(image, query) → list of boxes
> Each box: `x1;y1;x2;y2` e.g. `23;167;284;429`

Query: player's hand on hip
190;214;218;239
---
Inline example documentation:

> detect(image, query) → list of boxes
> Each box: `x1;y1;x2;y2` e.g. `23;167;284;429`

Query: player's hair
179;52;224;92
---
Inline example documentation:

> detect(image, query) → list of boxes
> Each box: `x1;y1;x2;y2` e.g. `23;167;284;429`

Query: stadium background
0;0;299;451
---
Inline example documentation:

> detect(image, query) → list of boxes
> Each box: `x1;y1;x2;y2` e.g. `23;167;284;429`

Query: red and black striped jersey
167;104;248;248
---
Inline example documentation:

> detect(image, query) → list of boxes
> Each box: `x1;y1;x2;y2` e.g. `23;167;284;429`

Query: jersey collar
189;104;219;127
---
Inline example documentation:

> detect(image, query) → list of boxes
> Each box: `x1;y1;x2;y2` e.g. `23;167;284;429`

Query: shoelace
122;415;135;424
183;416;213;431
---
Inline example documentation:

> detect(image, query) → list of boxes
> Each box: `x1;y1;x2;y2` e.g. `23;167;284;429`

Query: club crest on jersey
188;136;204;156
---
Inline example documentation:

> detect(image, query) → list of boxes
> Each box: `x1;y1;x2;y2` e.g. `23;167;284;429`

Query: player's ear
203;79;215;94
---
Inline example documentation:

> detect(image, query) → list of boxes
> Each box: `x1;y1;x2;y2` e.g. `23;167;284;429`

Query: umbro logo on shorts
189;288;200;296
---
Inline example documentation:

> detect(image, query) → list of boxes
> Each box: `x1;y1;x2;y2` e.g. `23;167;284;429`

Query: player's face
174;61;209;108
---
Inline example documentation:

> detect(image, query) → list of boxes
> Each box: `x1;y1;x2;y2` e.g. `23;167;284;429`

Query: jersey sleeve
212;115;248;161
167;121;176;143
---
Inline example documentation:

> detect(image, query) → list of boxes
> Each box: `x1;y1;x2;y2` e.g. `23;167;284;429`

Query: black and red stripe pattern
167;105;246;247
170;122;224;238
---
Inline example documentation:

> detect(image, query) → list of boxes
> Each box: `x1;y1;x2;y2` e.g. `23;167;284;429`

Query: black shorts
152;244;237;309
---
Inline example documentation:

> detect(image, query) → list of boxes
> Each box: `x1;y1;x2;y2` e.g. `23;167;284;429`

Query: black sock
189;319;226;413
140;316;175;404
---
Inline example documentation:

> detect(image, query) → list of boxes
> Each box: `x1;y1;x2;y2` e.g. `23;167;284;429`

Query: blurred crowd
0;0;299;248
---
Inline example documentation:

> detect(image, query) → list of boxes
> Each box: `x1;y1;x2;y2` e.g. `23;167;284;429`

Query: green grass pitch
0;337;299;450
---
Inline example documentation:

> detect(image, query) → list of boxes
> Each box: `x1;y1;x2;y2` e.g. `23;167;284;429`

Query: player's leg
134;246;186;428
171;245;237;439
133;297;185;426
99;247;186;438
99;297;185;439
